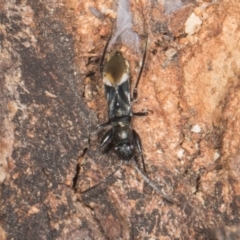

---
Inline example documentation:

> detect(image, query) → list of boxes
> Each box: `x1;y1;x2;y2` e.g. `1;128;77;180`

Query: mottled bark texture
1;0;240;239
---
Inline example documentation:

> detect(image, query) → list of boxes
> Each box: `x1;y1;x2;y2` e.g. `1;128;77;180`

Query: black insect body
82;38;174;203
99;51;144;162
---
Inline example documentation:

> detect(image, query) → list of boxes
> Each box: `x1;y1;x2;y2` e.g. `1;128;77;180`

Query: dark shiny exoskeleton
99;48;147;167
82;38;175;203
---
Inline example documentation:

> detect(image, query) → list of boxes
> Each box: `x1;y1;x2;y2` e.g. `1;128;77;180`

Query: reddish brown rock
1;0;240;239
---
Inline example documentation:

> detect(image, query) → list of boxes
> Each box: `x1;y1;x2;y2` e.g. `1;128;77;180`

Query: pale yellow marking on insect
103;51;129;87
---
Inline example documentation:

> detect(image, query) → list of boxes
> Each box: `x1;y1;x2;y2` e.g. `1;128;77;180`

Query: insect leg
132;35;148;101
97;120;111;130
133;111;148;117
80;161;123;194
132;160;175;203
100;129;112;147
133;130;146;174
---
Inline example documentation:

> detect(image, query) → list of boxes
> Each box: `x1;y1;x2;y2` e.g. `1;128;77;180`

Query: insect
98;39;148;170
82;36;174;203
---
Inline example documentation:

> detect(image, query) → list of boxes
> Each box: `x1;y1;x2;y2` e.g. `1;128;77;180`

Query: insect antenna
132;160;175;203
100;34;112;73
133;34;148;100
80;161;123;194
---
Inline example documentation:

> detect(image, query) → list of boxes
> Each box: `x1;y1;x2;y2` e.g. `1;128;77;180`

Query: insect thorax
112;121;133;144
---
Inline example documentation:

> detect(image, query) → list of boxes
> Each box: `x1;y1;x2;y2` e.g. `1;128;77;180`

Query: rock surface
1;0;240;239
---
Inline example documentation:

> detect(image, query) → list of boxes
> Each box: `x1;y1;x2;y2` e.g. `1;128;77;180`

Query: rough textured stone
1;0;240;239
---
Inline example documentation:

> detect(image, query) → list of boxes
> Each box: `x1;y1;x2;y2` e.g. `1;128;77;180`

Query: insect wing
117;80;131;107
103;51;132;119
104;85;118;119
104;73;130;108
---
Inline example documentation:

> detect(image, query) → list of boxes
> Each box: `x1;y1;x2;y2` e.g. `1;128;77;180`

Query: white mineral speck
214;152;220;161
191;124;201;133
177;148;185;159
